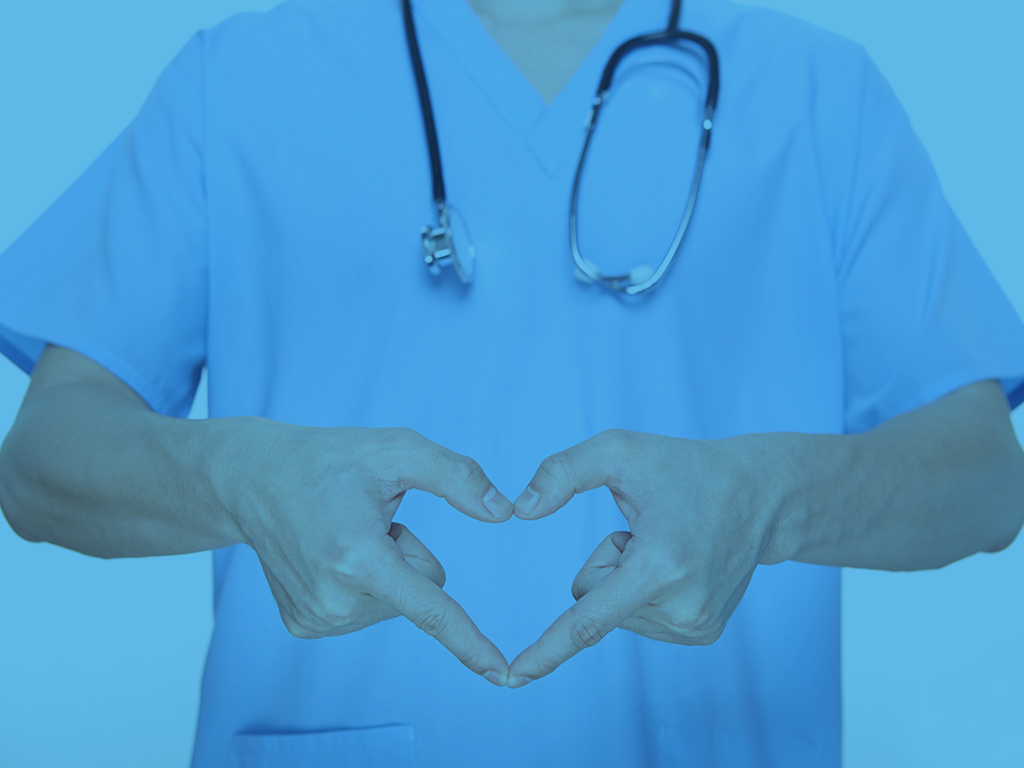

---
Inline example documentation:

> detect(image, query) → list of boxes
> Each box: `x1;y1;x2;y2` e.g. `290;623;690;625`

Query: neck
465;0;627;27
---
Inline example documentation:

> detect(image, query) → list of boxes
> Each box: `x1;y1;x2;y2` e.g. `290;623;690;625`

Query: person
1;0;1023;765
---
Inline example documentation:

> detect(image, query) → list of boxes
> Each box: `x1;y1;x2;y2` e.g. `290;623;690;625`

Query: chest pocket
231;724;416;768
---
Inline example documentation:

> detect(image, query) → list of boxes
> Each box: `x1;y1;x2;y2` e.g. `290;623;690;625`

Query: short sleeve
836;49;1024;434
0;33;208;419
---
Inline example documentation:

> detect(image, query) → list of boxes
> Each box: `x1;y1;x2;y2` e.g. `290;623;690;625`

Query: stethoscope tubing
571;21;719;294
403;0;720;295
402;0;446;209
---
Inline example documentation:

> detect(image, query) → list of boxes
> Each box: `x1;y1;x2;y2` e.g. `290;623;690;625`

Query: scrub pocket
230;723;416;768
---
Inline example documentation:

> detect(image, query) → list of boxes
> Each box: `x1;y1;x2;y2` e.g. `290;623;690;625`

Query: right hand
224;420;514;687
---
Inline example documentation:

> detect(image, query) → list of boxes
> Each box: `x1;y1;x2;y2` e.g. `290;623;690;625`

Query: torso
186;1;854;762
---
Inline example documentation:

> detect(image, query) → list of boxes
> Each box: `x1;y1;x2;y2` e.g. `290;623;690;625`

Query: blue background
0;1;1021;765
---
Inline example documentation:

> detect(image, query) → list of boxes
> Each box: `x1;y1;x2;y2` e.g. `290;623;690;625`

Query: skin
502;380;1024;687
6;355;1021;692
234;422;519;686
4;6;1023;694
0;345;518;687
465;0;628;104
466;0;627;26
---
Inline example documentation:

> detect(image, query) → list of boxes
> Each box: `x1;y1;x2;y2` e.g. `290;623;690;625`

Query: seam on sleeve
1007;378;1024;412
0;322;184;417
199;29;210;275
199;29;212;381
835;45;870;436
74;338;183;417
867;368;1024;431
833;45;870;283
0;330;35;377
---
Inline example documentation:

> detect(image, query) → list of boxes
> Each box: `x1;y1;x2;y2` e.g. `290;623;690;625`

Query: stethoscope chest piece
421;202;476;283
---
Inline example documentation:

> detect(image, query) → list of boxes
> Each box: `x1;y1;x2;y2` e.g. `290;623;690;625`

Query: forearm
757;386;1024;571
0;381;251;558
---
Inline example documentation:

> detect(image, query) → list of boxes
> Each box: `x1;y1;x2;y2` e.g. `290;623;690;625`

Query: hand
506;429;778;687
225;420;515;687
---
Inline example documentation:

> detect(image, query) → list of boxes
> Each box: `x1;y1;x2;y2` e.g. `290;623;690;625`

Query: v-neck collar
413;0;690;178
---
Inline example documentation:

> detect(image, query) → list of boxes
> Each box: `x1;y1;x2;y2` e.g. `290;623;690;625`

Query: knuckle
305;589;368;632
691;604;716;632
414;604;451;639
332;548;373;584
599;429;632;484
371;429;423;495
693;624;725;646
668;618;723;646
652;561;689;594
314;591;358;626
538;453;571;484
447;456;483;494
326;622;372;638
665;604;714;636
300;591;330;622
567;607;610;650
599;428;629;449
282;615;320;640
641;546;688;586
322;605;358;628
384;427;422;448
371;426;422;470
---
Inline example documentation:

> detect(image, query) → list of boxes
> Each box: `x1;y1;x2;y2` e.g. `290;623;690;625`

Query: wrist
196;414;281;549
745;430;862;566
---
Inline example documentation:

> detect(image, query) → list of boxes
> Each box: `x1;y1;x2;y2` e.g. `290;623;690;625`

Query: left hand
507;429;782;688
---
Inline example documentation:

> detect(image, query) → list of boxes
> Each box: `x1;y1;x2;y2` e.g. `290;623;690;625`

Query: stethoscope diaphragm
420;203;476;283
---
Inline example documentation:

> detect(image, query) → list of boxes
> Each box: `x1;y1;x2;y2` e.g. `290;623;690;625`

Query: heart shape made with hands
453;428;780;689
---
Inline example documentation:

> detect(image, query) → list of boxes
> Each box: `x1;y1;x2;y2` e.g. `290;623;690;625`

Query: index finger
366;549;510;687
507;562;656;687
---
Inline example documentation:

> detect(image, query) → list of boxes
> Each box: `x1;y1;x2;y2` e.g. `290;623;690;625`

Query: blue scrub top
2;0;1024;766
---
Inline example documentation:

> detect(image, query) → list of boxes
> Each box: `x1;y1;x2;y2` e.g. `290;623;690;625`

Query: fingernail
482;486;510;520
515;487;541;518
507;675;533;689
483;670;508;687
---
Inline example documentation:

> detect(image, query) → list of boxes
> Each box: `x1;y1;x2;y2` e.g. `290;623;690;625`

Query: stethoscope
402;0;719;295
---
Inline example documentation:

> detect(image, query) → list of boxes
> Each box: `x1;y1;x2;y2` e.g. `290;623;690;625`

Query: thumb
390;522;446;588
389;429;514;522
513;430;626;520
571;531;632;601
